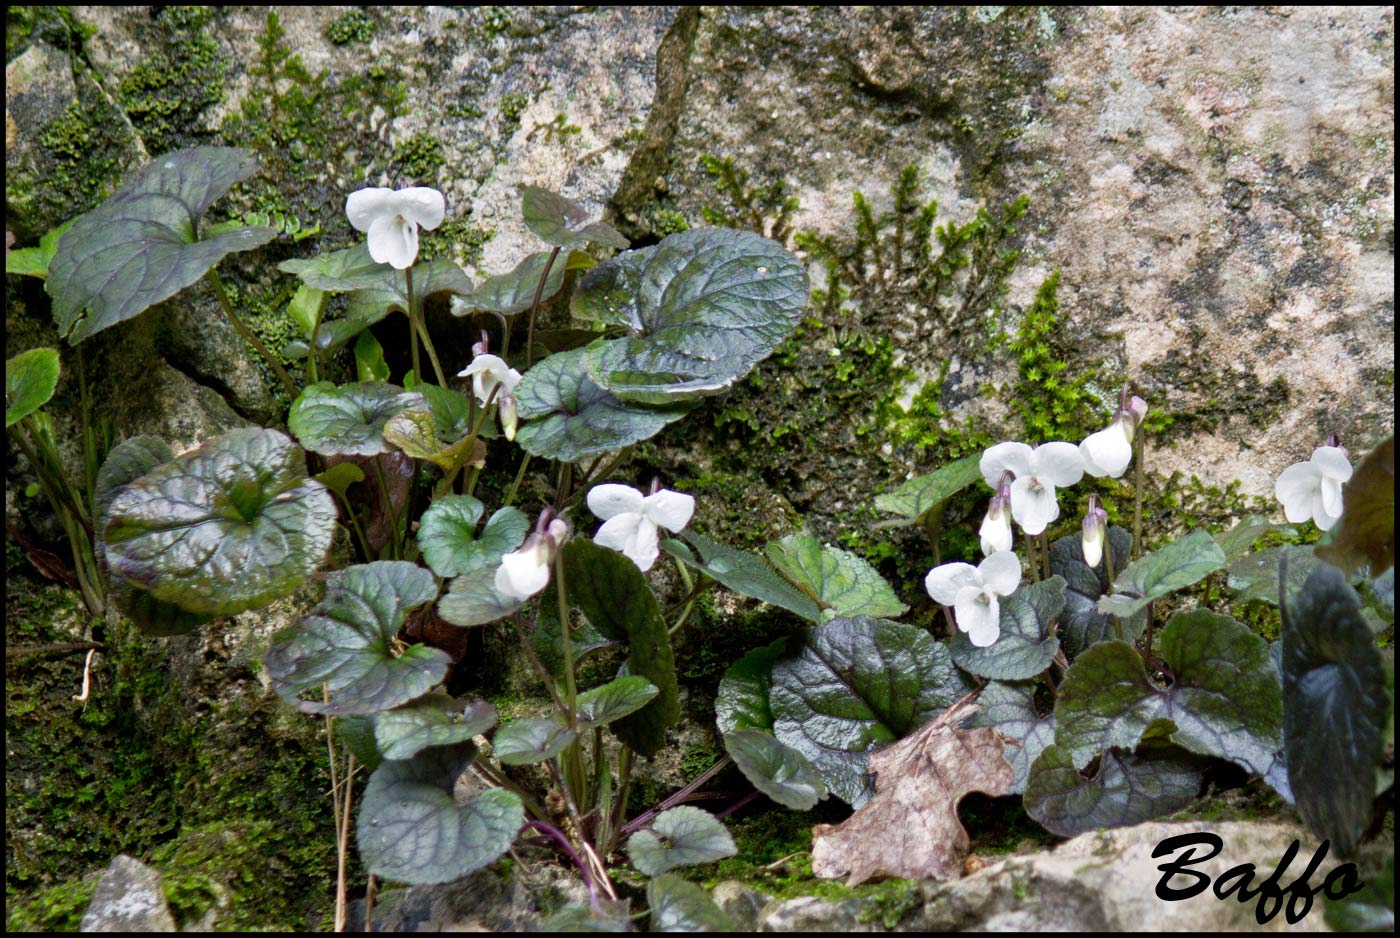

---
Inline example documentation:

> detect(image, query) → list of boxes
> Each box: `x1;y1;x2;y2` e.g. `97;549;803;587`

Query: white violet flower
979;441;1085;536
1082;494;1108;569
458;353;523;440
1274;444;1353;531
496;513;569;601
1080;394;1148;479
587;482;695;572
979;471;1014;556
925;550;1022;647
345;186;446;269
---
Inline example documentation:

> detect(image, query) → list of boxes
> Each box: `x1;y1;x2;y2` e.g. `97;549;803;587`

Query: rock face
79;855;176;933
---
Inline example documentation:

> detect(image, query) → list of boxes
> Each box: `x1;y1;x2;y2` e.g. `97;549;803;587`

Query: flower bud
979;471;1015;556
499;391;518;441
1082;494;1108;568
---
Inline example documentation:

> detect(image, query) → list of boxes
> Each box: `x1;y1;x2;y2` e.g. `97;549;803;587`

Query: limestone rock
79;854;176;933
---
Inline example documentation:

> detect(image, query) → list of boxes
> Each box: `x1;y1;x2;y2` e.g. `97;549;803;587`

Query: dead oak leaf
811;697;1014;885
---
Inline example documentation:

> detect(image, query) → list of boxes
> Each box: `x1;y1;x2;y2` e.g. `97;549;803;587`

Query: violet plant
6;143;1393;929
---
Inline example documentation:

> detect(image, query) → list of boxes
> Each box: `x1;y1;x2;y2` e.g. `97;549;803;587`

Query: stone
346;859;589;932
759;894;877;933
79;854;176;933
711;879;773;932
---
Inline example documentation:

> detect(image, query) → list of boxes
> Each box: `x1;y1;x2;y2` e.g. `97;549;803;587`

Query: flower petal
626;519;661;571
979;511;1013;556
980;442;1033;488
587;484;645;521
496;547;549;600
1318;474;1345;522
978;550;1022;597
1311;446;1353;484
925;562;980;606
642;490;695;533
594;511;642;552
1080;424;1132;479
1009;476;1059;536
395;187;446;230
346;187;396;232
1031;441;1086;487
367;213;417;269
1274;461;1320;524
954;588;1001;647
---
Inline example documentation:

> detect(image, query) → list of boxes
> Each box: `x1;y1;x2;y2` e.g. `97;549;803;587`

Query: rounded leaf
375;694;498;762
522;187;629;250
6;348;60;428
723;728;827;810
493;718;576;765
627;806;737;876
289;381;426;456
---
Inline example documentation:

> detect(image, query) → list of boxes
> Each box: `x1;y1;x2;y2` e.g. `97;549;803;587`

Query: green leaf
1097;530;1226;618
5;219;75;279
575;676;659;729
264;561;449;715
286;283;327;339
494;717;576;765
102;428;336;616
48;147;277;343
1049;526;1143;657
358;742;522;885
627;806;737;876
1317;436;1395;577
1055;610;1283;776
514;347;692;462
337;714;382;773
108;579;213;637
647;875;735;933
453;250;576;317
574;229;808;404
768;615;974;806
278;243;387;292
288;381;426;457
968;681;1055;795
375;694;498;761
6;348;61;428
563;539;679;757
542;902;634;932
1226;544;1319;605
872;454;983;525
1214;515;1295;564
314;461;365;500
532;600;617;679
417;382;477;441
383;408;485;473
1023;744;1203;837
950;576;1064;680
1281;559;1388;856
437;564;527;627
354;330;390;382
764;534;907;620
418;496;488;578
522;187;629;250
96;437;179;524
722;728;827;810
666;532;822;623
715;639;787;734
345;256;474;322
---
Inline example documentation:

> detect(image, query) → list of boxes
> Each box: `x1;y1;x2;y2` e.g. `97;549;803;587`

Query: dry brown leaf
810;697;1015;885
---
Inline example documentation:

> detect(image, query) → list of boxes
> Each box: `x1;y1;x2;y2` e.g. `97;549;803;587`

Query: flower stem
525;246;562;369
502;453;532;507
1132;429;1145;562
206;268;298;399
403;266;422;384
404;266;448;387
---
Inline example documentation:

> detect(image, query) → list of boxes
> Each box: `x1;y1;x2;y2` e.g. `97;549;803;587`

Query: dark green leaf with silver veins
1024;744;1203;838
627;806;737;876
523;187;629;250
375;694;498;762
950;576;1064;680
289;381;426;457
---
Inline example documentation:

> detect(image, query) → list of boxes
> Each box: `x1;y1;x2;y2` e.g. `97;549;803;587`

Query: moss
699;153;797;243
679;740;724;782
115;6;227;153
500;92;531;137
326;8;375;46
5;876;98;932
6;6;94;63
419;219;495;269
392;132;446;185
1000;269;1098;443
530;113;582;144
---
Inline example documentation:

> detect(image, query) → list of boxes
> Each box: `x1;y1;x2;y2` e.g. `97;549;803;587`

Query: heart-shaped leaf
523;187;629;250
1023;744;1203;837
48;147;277;343
722;728;827;811
5;219;75;279
1097;530;1226;618
375;694;498;762
1281;559;1388;856
666;533;822;622
564;539;679;757
314;461;365;500
574;228;808;404
646;875;735;933
92;436;173;524
452;250;576;317
1214;515;1295;564
769;615;974;806
765;535;907;621
872;455;983;526
416;382;477;441
531;600;618;678
950;576;1064;680
715;639;788;734
419;497;530;580
1226;544;1319;605
514;348;692;462
575;676;659;729
103;428;336;616
289;381;426;457
493;718;577;765
1049;526;1144;657
6;348;60;428
968;681;1056;795
358;742;522;885
1055;610;1282;775
383;409;486;473
278;242;388;292
437;564;527;627
263;561;449;715
1317;436;1395;578
627;806;737;876
345;256;474;322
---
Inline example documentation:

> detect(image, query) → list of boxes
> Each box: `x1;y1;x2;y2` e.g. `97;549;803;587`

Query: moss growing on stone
326;9;375;46
392;132;446;185
115;6;227;153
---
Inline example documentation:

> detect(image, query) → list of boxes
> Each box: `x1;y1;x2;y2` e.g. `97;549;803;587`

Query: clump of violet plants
5;146;1392;930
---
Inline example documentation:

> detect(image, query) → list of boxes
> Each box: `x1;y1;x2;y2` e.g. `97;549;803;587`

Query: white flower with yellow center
925;551;1022;647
